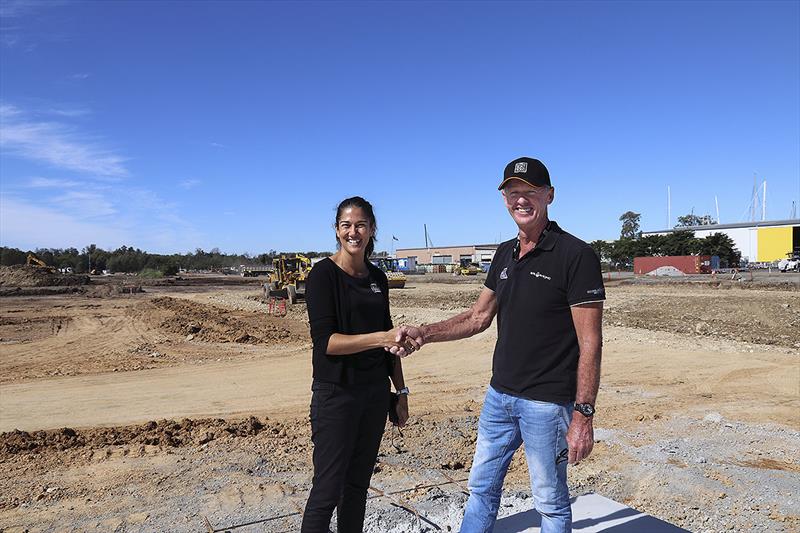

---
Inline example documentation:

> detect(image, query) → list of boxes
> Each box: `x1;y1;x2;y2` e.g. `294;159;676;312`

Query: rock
703;412;724;423
695;321;711;335
696;457;707;464
186;334;194;341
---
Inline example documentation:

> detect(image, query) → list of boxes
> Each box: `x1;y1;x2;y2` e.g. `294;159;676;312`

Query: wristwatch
574;403;595;417
395;387;410;396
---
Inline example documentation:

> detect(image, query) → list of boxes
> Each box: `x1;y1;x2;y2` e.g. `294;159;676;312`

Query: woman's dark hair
335;196;377;261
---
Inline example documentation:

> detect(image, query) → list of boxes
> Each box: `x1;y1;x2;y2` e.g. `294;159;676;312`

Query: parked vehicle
777;253;800;272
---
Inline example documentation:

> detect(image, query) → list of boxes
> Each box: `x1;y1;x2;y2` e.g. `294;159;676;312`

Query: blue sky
1;0;798;254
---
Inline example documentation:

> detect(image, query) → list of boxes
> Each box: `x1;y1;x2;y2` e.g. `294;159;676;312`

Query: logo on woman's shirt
370;283;382;294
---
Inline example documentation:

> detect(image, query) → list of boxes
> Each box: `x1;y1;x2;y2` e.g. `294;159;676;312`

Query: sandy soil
0;274;798;532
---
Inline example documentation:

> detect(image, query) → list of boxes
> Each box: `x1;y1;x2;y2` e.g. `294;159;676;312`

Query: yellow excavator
263;254;313;304
26;253;57;272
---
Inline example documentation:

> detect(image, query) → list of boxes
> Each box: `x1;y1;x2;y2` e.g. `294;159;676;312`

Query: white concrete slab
494;493;689;533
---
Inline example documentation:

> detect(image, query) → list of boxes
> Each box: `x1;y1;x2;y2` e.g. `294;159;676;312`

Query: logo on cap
514;162;528;173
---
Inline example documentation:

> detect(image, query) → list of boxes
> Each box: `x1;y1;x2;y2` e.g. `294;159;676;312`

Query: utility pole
667;186;671;228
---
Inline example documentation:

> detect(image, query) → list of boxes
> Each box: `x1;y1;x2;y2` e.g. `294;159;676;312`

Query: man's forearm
570;303;603;406
420;308;489;344
574;340;601;405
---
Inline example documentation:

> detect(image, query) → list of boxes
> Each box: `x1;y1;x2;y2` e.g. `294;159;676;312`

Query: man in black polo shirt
396;157;604;533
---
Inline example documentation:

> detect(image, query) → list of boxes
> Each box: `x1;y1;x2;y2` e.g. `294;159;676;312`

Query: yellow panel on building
757;226;793;262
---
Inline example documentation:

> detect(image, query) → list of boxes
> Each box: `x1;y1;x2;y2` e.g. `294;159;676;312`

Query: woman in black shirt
301;196;415;533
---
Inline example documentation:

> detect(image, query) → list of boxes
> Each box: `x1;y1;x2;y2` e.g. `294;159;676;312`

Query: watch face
576;403;595;416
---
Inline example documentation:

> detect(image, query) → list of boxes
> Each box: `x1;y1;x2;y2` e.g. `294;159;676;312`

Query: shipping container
634;255;715;275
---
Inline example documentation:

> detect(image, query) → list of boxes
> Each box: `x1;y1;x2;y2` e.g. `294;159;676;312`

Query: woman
301;196;415;533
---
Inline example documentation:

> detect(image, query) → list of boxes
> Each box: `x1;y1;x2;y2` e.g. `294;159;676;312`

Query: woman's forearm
325;331;395;355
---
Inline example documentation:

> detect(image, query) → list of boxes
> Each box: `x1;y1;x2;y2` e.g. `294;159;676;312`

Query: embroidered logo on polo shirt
500;267;508;280
587;287;604;296
530;271;551;280
370;283;382;294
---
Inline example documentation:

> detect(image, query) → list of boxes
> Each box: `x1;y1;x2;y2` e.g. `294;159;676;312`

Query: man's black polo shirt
485;221;605;404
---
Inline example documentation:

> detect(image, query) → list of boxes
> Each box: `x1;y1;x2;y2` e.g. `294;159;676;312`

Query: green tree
676;213;716;227
697;232;741;267
0;247;27;266
589;240;613;263
661;231;700;256
619;211;641;240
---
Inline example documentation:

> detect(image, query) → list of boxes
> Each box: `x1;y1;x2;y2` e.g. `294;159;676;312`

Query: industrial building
395;243;499;269
642;219;800;263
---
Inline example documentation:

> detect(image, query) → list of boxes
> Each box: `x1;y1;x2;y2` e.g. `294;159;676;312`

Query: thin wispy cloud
0;194;130;249
179;179;200;190
0;0;34;18
1;102;205;252
0;32;19;47
46;105;91;118
0;103;128;177
69;73;90;81
28;176;81;188
0;0;66;18
210;142;225;148
51;190;117;218
0;0;66;51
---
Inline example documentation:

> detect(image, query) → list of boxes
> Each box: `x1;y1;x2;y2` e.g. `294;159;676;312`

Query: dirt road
0;276;798;532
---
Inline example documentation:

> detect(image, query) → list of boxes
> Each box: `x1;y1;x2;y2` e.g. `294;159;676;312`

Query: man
397;157;604;533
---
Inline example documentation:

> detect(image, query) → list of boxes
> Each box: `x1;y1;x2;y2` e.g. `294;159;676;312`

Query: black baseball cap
498;157;551;190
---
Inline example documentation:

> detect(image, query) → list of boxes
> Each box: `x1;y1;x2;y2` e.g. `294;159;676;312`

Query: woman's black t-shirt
305;257;394;385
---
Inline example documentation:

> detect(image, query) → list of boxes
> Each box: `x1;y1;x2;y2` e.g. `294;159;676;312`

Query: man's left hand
566;414;594;464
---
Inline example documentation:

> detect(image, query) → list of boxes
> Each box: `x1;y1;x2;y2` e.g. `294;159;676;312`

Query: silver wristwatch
395;387;410;396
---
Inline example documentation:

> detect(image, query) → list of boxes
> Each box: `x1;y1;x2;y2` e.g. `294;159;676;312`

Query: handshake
383;325;425;357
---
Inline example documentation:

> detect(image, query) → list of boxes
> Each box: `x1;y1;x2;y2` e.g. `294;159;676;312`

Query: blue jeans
460;385;572;533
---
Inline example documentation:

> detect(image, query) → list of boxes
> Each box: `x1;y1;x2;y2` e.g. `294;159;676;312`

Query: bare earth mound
0;265;89;287
136;296;306;344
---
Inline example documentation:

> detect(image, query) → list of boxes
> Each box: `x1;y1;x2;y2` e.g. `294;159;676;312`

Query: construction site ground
0;269;798;532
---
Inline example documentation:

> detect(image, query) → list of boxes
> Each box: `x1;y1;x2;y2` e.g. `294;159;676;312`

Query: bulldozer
371;257;406;289
263;254;312;304
455;257;481;276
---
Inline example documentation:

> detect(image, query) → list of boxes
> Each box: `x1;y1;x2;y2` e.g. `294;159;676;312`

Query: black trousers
301;378;390;533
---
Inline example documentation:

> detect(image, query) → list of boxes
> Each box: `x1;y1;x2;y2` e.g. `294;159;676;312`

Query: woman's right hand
385;327;420;356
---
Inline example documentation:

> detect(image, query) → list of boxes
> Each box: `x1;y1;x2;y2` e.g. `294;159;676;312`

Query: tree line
2;210;741;275
590;211;741;269
0;245;332;275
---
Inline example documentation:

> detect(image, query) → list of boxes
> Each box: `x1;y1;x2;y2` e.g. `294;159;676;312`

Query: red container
634;255;713;275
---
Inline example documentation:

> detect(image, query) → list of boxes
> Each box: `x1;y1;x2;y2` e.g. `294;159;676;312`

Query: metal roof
396;243;500;251
642;219;799;235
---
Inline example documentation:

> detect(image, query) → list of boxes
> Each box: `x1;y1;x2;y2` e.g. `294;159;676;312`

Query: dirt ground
0;272;798;533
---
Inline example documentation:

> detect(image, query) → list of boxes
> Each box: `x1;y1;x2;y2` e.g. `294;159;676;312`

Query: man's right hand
388;325;425;357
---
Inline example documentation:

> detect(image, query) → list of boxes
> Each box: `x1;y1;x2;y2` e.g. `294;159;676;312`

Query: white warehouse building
642;219;800;263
